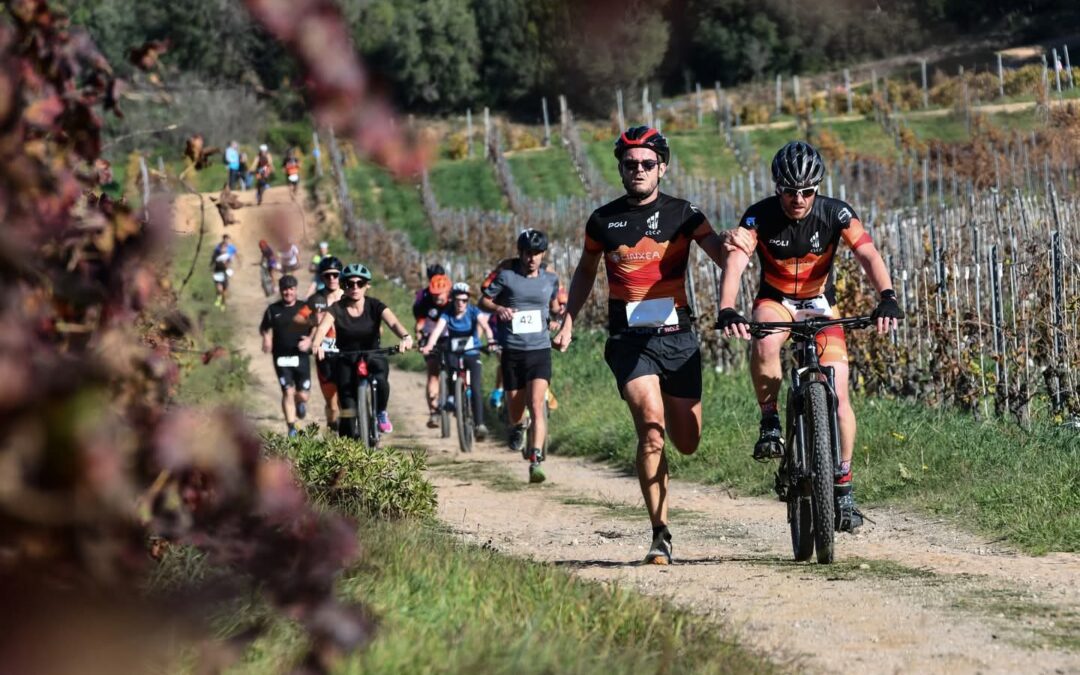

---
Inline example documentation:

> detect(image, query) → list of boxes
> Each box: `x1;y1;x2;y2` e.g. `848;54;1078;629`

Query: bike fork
789;367;809;479
824;366;843;478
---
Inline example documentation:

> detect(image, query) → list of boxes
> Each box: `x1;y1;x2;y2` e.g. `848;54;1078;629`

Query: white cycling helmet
259;144;268;152
451;282;470;296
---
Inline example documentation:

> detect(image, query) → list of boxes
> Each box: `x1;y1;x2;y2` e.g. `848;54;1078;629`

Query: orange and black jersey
738;195;872;303
585;193;713;331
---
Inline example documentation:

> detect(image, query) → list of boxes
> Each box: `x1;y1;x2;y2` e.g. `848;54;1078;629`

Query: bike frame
337;346;401;445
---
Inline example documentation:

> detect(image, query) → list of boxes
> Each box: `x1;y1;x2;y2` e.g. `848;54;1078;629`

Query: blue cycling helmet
342;263;372;281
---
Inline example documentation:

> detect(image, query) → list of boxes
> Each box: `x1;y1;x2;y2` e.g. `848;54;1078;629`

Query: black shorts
501;348;551;391
604;330;701;399
274;354;312;391
316;353;337;386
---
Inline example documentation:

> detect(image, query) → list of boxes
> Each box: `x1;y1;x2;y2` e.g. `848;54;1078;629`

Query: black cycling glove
716;307;750;331
870;289;904;321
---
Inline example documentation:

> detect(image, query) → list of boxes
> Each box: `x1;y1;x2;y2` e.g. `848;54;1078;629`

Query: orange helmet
428;274;451;295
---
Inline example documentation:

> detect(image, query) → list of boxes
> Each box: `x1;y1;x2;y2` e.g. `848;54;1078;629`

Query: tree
472;0;555;111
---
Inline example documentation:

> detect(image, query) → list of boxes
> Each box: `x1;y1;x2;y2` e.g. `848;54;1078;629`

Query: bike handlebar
334;345;406;357
714;315;877;340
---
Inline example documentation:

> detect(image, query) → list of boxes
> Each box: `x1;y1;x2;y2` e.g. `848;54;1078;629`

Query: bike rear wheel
438;370;451;438
356;380;375;450
454;377;474;452
805;381;835;564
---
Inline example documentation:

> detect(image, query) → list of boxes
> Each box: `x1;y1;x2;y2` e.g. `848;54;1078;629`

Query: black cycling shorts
501;348;552;391
274;354;312;391
604;330;701;400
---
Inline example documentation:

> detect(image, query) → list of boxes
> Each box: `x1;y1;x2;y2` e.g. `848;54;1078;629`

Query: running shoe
528;450;546;484
296;401;307;420
287;426;299;439
835;493;865;533
377;411;393;433
644;529;673;565
427;412;439;429
475;423;489;441
753;414;785;461
508;424;526;453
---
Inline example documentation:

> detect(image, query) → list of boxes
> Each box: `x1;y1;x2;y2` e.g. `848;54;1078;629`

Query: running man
260;274;312;437
283;148;301;197
210;233;238;310
480;229;561;484
552;126;737;564
255;144;273;206
716;141;903;533
413;269;452;428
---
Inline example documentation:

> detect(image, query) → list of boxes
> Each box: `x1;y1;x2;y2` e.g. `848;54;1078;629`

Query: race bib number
212;272;227;283
276;355;300;368
781;295;833;321
450;336;475;352
626;298;678;328
511;310;542;334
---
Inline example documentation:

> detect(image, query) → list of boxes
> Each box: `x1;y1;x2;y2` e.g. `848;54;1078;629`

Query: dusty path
174;186;1080;673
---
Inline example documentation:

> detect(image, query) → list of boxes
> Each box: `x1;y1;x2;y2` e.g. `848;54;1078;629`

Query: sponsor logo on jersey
645;210;660;235
609;250;662;264
837;207;852;224
689;203;700;213
769;239;790;247
810;230;821;253
745;216;756;227
608;220;627;229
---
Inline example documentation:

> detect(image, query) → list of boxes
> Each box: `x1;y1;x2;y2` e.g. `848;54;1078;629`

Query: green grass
430;458;526;492
506;146;586;200
953;587;1080;651
987;108;1045;132
229;518;775;674
586;139;622;188
813;118;896;157
548;332;1080;554
345;163;431;250
169;234;251;405
429;158;506;211
740;127;799;163
667;130;742;180
904;114;972;143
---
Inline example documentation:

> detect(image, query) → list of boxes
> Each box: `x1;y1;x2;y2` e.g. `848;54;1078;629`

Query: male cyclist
480;229;560;484
553;126;736;564
296;256;344;432
716;141;904;533
210;233;238;310
260;274;311;437
420;282;495;440
413;269;453;428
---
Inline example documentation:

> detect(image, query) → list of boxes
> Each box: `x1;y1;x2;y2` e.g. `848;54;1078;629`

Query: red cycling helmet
614;126;670;164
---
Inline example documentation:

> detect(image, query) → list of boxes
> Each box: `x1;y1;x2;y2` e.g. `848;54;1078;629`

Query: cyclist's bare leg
749;304;790;405
425;359;440;414
320;381;339;424
525;378;549;450
282;386;297;425
826;359;855;464
623;375;670;527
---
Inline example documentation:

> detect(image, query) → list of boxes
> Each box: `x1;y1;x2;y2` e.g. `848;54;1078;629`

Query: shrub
507;125;541;152
265;120;314;153
264;429;437;519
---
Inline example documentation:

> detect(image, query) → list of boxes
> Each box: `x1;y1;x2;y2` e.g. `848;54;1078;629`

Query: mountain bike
336;345;402;450
436;340;495;453
739;315;875;564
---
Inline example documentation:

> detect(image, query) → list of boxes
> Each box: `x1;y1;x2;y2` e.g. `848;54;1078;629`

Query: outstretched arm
552;248;602;352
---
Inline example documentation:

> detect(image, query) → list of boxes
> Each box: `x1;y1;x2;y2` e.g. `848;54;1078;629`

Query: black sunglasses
322;271;340;279
621;159;660;172
777;185;818;199
344;279;368;289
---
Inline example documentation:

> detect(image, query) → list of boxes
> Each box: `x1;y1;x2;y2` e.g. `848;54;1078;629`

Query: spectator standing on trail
261;274;312;438
480;229;561;484
224;141;241;190
210;233;239;310
553;127;738;564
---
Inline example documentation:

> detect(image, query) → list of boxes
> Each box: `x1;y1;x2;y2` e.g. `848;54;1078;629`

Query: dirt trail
174;186;1080;674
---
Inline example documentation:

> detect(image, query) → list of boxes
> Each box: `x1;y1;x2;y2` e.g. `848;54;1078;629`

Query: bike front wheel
788;495;815;562
454;377;474;453
356;380;375;450
438;370;451;438
805;381;835;564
